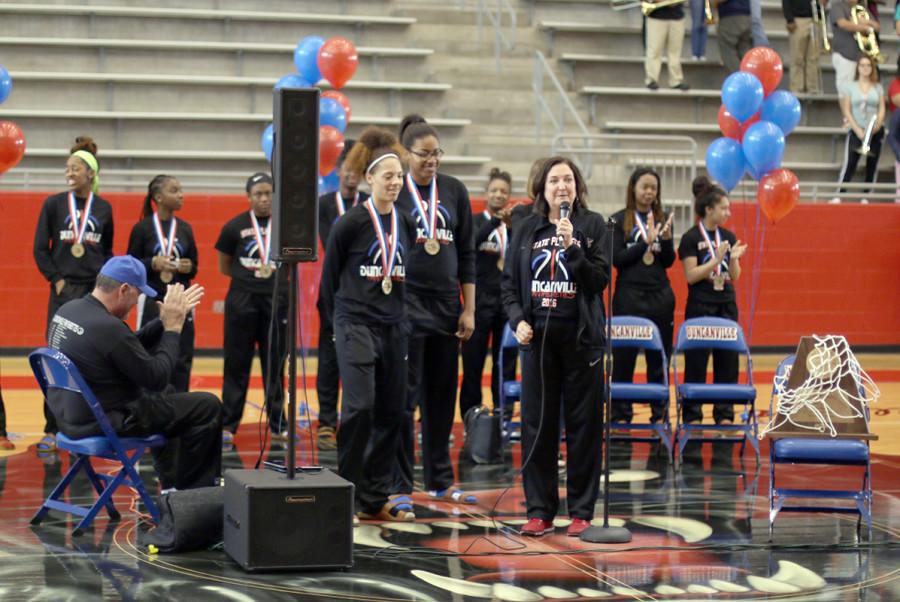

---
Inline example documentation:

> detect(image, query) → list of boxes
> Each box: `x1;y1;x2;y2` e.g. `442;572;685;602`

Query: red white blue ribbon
67;191;94;244
406;173;437;239
152;212;177;257
248;211;271;267
365;199;399;281
699;224;723;276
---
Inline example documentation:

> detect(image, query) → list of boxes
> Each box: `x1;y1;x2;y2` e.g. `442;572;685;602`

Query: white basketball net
760;335;880;438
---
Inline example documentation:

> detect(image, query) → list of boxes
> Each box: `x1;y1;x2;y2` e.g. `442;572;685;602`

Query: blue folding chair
497;324;521;443
672;317;759;466
29;348;165;535
609;316;673;459
768;354;873;540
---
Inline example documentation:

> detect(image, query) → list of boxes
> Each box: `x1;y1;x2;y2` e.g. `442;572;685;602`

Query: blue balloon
721;72;764;123
761;90;802;136
274;74;309;91
705;137;745;192
261;123;274;162
742;121;785;175
0;66;10;104
294;36;325;85
319;170;340;195
319;97;347;133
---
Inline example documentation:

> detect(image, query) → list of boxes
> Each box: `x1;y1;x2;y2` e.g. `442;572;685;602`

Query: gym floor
0;353;898;601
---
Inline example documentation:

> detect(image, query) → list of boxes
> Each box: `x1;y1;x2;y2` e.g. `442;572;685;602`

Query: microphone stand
580;216;632;543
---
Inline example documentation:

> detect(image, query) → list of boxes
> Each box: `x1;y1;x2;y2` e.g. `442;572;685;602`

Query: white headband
366;153;400;175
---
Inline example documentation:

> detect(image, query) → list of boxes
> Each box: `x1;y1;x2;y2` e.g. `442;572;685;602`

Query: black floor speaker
223;468;354;571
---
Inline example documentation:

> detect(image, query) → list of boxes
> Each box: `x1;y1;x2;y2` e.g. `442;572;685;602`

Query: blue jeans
750;0;770;47
690;0;707;57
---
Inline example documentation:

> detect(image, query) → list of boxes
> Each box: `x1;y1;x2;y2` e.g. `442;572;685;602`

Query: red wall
2;192;899;349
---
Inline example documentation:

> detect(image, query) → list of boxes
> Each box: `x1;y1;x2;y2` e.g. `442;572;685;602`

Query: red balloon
740;47;783;97
758;168;799;223
319;125;345;176
718;105;741;139
0;120;25;174
740;111;761;139
322;90;351;123
317;37;358;90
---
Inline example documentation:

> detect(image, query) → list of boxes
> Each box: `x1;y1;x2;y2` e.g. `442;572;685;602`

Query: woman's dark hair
531;156;588;216
692;175;727;219
70;136;98;157
623;167;664;234
854;56;880;83
141;174;175;220
487;166;512;188
344;126;406;176
336;138;356;170
398;113;439;149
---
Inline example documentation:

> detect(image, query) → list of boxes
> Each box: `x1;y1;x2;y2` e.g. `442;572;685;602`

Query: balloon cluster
706;48;801;223
0;65;26;175
261;35;359;194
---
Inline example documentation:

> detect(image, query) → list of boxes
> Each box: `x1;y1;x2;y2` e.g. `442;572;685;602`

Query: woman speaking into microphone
501;156;608;537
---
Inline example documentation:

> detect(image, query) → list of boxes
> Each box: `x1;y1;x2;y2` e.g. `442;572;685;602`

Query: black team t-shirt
318;189;369;248
678;224;738;304
529;221;579;321
319;203;418;326
473;211;507;304
127;215;199;297
611;208;676;291
215;212;286;296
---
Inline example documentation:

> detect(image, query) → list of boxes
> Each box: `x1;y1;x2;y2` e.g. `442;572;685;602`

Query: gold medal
713;274;726;291
424;238;440;255
160;270;173;283
642;251;654;266
381;278;393;295
70;243;85;258
258;264;274;279
496;257;505;271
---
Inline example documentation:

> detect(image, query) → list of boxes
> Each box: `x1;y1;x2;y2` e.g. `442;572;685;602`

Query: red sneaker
567;518;591;537
519;518;554;536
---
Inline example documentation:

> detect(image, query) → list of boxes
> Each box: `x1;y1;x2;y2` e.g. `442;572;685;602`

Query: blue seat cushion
677;384;756;401
610;383;669;401
773;438;869;464
502;381;521;400
57;433;167;458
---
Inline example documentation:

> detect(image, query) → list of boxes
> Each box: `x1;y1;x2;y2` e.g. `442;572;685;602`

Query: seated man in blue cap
46;255;221;491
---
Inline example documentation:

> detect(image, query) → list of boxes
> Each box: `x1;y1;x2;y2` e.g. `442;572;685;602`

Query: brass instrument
640;0;688;16
705;0;715;24
810;0;831;52
850;4;884;64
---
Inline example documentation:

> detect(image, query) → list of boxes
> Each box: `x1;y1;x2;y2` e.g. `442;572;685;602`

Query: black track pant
139;300;195;393
838;127;885;194
0;384;7;439
221;288;287;434
335;322;408;514
126;391;222;490
681;299;739;424
520;320;603;521
315;309;340;429
611;286;675;423
44;281;94;434
459;301;517;418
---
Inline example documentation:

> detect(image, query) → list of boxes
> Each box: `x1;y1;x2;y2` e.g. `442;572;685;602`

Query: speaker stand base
579;525;632;543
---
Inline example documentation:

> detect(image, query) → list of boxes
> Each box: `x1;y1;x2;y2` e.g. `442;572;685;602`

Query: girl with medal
460;167;517;420
392;114;477;504
610;168;676;426
33;136;113;451
319;127;418;521
501;156;608;536
127;175;199;392
215;172;288;446
677;175;748;427
315;141;368;452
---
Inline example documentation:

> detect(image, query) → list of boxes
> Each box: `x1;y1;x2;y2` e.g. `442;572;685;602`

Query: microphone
559;201;571;220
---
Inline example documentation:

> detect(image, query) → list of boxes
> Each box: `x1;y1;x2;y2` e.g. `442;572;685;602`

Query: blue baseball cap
100;256;158;298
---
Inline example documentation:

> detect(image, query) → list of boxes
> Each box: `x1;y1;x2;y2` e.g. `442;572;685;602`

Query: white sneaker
828;197;841;204
860;198;869;204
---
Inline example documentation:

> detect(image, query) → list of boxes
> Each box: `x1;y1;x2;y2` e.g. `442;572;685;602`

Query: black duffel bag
461;406;503;465
137;486;223;553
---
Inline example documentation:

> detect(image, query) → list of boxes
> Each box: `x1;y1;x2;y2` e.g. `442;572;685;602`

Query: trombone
810;0;830;52
850;4;884;64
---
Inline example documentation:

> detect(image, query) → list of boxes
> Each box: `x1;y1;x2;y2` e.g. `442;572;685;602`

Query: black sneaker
673;82;691;91
646;81;659;90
